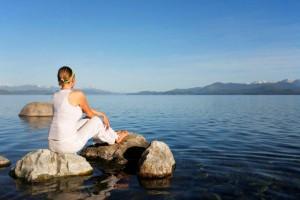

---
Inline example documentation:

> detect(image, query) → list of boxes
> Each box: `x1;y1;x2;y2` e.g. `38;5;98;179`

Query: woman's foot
116;130;129;144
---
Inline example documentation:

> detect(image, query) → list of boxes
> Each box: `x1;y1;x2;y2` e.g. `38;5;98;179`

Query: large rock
0;155;11;167
138;141;175;178
19;102;53;117
81;133;149;165
13;149;93;182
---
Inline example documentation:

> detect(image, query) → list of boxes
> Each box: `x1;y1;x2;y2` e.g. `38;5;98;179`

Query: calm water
0;95;300;199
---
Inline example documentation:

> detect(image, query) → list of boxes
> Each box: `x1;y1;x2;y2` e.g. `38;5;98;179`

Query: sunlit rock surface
138;141;175;178
13;149;93;182
19;102;53;117
0;155;10;167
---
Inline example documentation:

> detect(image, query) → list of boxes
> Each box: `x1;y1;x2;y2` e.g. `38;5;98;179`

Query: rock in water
19;102;53;117
0;155;11;167
13;149;93;182
138;141;175;178
81;133;149;165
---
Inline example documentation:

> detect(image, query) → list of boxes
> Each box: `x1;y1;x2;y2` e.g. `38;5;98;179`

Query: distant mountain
0;85;57;94
0;85;116;95
81;88;117;95
2;79;300;95
129;79;300;95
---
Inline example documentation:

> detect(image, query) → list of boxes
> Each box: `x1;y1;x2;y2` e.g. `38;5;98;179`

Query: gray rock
19;102;53;117
0;155;11;167
13;149;93;182
138;141;175;178
81;133;149;165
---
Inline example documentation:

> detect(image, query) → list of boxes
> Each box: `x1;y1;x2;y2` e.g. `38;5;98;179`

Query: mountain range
1;79;300;95
0;85;115;95
128;79;300;95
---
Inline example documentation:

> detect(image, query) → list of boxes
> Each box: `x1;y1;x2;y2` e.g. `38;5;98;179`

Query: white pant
49;116;119;154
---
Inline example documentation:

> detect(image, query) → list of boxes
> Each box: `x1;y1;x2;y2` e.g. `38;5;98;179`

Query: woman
48;66;128;154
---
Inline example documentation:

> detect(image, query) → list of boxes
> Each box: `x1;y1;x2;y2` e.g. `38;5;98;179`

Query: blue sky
0;0;300;92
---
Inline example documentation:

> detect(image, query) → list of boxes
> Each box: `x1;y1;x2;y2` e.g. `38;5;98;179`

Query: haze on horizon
0;0;300;93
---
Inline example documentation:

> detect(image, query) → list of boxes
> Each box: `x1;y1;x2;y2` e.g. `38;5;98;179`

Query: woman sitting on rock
48;66;128;154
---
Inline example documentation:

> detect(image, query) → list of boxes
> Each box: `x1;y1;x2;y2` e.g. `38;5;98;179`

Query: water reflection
14;175;91;196
19;116;52;130
2;95;299;199
139;177;172;189
13;172;129;200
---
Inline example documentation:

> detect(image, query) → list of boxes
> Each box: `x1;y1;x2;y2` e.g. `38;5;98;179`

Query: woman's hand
102;115;111;130
91;108;110;130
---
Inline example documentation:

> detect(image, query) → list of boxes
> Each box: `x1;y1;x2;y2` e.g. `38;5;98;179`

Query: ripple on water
1;95;300;199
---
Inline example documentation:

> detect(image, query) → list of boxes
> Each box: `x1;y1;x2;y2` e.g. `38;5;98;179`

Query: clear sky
0;0;300;92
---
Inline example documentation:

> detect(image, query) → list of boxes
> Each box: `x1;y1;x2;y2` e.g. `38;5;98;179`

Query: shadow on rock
87;146;147;175
123;146;147;174
81;133;149;175
91;159;126;174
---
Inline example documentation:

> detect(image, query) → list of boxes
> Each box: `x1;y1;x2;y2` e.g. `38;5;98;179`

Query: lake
0;95;300;199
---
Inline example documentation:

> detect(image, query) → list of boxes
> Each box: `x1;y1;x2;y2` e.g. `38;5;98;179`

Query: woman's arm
91;109;111;129
76;91;95;118
91;109;105;118
74;91;110;129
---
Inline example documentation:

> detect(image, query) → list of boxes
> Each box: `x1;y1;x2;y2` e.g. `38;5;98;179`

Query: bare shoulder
69;89;86;105
70;89;85;97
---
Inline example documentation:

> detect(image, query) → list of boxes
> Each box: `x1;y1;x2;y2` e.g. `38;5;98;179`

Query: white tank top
48;89;83;140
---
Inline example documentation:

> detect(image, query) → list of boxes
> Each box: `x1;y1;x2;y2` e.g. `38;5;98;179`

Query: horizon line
0;78;299;94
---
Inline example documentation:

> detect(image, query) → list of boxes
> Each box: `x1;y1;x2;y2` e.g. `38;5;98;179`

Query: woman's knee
91;115;101;122
90;116;103;126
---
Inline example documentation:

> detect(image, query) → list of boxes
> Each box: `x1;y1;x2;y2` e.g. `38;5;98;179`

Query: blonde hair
57;66;75;86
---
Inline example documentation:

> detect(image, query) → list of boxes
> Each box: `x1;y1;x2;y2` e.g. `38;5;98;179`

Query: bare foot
116;130;129;144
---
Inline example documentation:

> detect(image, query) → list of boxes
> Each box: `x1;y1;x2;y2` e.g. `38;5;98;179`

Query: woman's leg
76;118;89;131
75;116;119;146
49;116;128;153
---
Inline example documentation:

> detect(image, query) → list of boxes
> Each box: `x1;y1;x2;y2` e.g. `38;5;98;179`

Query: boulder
81;133;149;165
12;149;93;182
138;141;175;178
19;102;53;117
0;155;11;167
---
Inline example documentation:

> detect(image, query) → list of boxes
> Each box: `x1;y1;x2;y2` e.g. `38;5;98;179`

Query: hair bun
57;66;73;86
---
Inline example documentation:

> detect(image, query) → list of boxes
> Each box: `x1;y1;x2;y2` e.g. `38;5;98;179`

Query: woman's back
48;89;83;141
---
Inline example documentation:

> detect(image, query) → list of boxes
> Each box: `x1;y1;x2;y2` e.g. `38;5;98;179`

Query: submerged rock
0;155;11;167
81;133;149;165
138;141;175;178
12;149;93;182
19;102;53;117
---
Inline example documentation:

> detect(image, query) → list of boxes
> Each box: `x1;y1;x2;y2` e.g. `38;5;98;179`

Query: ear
72;78;76;86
